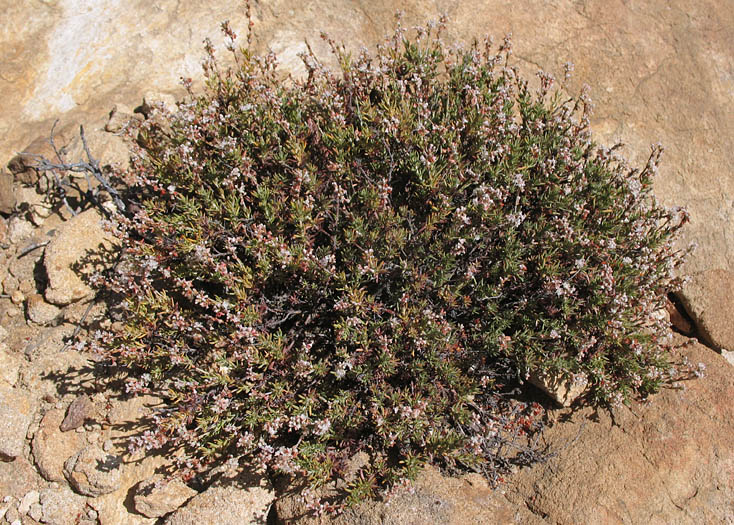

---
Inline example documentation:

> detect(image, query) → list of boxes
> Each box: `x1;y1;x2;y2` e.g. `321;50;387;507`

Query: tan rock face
504;338;734;524
0;342;21;386
26;293;61;325
0;383;34;460
164;471;274;525
0;171;16;214
275;467;543;525
43;208;118;306
0;456;41;500
64;445;123;496
0;216;7;246
678;269;734;350
133;475;197;518
32;408;85;482
529;369;589;407
38;486;87;525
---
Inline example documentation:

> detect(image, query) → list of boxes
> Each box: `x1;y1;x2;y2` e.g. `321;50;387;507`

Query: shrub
96;16;688;510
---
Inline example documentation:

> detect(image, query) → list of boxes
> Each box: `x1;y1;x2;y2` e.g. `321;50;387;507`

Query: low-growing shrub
95;16;688;510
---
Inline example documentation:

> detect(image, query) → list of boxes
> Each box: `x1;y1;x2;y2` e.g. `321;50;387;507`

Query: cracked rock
64;445;122;496
164;471;273;525
133;474;197;518
32;408;85;482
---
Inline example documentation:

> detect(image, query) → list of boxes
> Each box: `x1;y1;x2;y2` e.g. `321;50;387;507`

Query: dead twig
22;121;126;217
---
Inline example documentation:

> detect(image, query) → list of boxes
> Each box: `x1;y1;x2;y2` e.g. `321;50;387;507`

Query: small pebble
10;290;24;305
28;502;43;522
5;505;20;523
18;490;39;514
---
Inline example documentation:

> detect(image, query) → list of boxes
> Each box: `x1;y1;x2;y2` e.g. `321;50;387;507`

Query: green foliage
99;17;687;511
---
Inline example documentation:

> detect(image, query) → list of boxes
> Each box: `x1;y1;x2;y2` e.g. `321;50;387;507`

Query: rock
677;269;734;351
27;502;43;522
64;445;123;496
10;290;25;305
529;369;588;407
133;475;197;518
63;299;107;327
38;486;86;525
0;457;41;500
0;171;16;214
43;208;118;306
14;186;54;222
2;272;19;294
22;323;75;359
0;343;21;386
503;337;734;524
7;216;34;244
666;297;694;336
164;471;274;525
4;502;20;525
721;349;734;367
105;104;139;133
61;394;94;432
0;216;7;245
25;294;61;325
0;383;34;460
32;408;85;482
17;491;39;516
84;412;170;525
276;465;543;525
7;127;76;186
89;456;168;525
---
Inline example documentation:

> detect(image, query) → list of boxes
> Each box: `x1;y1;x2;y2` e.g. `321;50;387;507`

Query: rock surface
0;456;42;500
26;294;61;325
678;269;734;350
38;486;87;525
64;445;123;497
0;343;21;386
529;370;588;407
275;467;543;525
504;338;734;524
43;208;117;306
0;171;16;215
32;408;85;482
164;472;274;525
133;475;198;518
60;394;94;432
0;383;34;460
